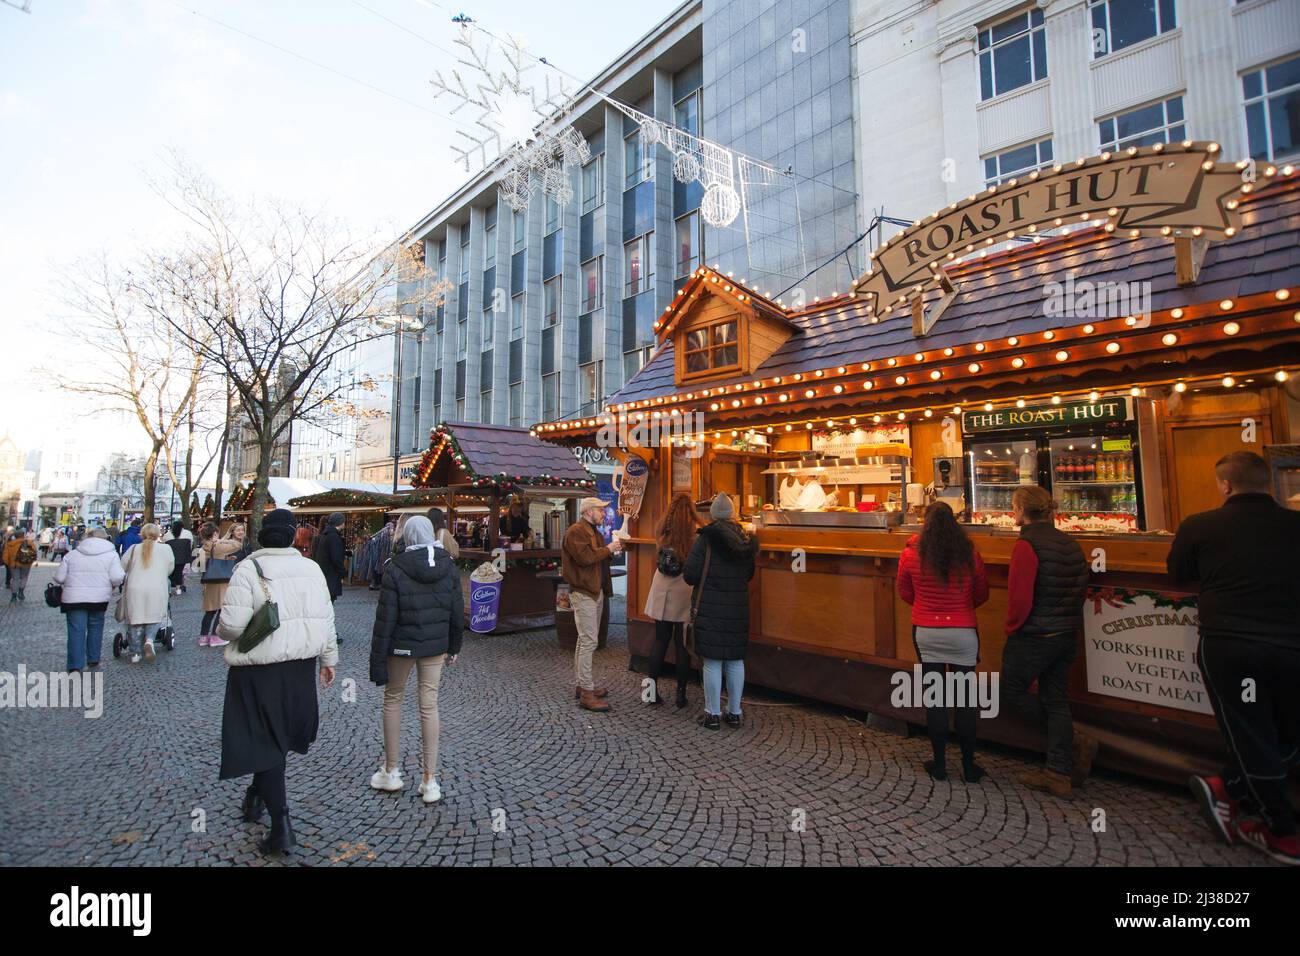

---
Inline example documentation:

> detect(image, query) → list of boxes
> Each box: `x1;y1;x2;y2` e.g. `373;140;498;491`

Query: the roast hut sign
852;142;1247;335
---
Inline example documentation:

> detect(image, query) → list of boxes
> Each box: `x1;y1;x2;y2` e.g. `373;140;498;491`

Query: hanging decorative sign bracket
912;264;960;337
1173;236;1209;286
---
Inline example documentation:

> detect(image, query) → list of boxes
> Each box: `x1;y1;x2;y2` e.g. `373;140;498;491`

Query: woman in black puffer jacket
682;494;758;730
368;516;464;804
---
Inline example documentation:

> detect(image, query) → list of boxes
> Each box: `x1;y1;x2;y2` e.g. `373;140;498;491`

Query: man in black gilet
1002;485;1096;797
1170;451;1300;866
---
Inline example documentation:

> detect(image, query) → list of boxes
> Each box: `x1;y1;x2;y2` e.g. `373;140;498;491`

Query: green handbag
236;559;281;654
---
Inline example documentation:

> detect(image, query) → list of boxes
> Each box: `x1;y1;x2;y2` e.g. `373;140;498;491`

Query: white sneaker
130;654;142;664
369;767;404;792
143;641;156;662
418;778;442;803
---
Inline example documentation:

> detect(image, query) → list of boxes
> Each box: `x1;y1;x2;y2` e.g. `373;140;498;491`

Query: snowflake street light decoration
603;97;742;228
430;24;589;211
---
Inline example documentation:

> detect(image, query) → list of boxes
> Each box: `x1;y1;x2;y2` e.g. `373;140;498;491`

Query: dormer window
684;320;739;375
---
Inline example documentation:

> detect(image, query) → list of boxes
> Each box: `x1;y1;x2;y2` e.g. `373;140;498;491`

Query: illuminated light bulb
793;373;803;381
815;370;825;378
1171;308;1184;319
943;348;954;357
833;384;844;394
1088;391;1100;402
924;409;933;418
1051;395;1062;405
849;417;857;426
930;370;942;381
860;363;871;371
863;381;874;390
785;424;793;432
1223;322;1240;336
872;415;882;424
1043;330;1055;340
1130;387;1141;396
1083;324;1095;334
1275;370;1290;382
983;402;993;412
887;358;897;367
1220;299;1234;311
894;375;906;385
968;363;981;373
952;406;961;415
731;400;741;408
1106;342;1121;354
774;376;782;384
975;343;986;352
1125;316;1138;326
1008;336;1019;346
837;366;846;374
710;403;719;411
1162;333;1178;346
766;426;773;433
1016;399;1026;408
1055;350;1069;361
1222;376;1236;388
1276;289;1291;301
897;412;906;421
755;396;765;405
804;389;815;399
1011;357;1025;368
1173;381;1187;393
914;353;925;362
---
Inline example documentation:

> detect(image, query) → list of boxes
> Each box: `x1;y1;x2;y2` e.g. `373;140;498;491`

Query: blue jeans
702;658;744;716
65;608;106;670
129;623;161;655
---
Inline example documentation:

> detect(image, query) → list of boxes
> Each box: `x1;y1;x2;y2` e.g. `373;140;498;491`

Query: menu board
671;445;693;492
812;423;909;457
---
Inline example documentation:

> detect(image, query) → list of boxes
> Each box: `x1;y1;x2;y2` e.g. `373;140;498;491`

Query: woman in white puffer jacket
217;509;338;857
52;527;125;671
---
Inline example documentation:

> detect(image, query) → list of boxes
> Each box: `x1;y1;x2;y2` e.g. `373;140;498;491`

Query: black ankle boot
241;785;266;824
675;685;688;709
259;812;296;855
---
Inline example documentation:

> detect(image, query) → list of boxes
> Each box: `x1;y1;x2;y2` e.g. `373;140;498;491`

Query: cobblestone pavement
0;562;1275;867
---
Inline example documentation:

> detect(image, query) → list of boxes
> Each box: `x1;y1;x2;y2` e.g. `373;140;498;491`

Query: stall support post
487;489;500;552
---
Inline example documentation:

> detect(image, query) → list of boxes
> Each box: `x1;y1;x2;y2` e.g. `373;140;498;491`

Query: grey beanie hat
710;493;735;521
327;511;346;527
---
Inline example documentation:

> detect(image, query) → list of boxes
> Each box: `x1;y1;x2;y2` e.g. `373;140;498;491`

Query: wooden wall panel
757;567;876;658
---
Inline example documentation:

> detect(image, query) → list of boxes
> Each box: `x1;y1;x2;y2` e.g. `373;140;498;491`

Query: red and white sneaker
1188;774;1238;845
1237;819;1300;866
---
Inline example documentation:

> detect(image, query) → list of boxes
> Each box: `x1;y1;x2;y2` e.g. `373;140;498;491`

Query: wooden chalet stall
286;488;405;584
409;422;597;633
536;146;1300;783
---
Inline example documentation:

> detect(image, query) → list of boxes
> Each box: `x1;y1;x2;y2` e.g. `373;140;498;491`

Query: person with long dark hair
643;493;701;708
897;501;989;782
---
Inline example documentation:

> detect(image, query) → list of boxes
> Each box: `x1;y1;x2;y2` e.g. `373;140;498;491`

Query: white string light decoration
429;23;588;211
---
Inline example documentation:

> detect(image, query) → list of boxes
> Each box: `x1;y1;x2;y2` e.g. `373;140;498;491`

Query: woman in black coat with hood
367;516;464;804
683;493;758;730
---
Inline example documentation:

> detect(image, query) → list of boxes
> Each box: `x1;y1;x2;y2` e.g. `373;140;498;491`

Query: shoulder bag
201;546;238;584
683;543;712;659
656;544;682;577
236;559;281;654
44;581;62;608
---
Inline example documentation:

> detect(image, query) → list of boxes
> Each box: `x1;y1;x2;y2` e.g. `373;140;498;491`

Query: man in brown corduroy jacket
562;497;622;711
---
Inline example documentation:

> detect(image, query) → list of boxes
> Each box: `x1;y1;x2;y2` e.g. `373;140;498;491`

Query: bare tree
141;157;446;538
56;254;209;524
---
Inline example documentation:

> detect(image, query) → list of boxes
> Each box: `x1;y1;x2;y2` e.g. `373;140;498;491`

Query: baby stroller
111;596;178;658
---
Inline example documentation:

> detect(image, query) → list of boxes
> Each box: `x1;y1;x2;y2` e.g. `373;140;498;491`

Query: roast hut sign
852;142;1248;336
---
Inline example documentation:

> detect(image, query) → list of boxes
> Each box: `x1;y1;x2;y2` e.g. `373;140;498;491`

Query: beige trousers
382;654;446;774
571;590;603;691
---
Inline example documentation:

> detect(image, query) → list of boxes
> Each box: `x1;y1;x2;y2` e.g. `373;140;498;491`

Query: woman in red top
897;501;990;782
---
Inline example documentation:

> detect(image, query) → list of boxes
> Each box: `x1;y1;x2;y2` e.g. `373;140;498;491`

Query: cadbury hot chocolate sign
850;142;1245;325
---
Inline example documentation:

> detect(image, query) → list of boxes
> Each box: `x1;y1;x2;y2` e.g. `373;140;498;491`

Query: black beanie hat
258;508;297;549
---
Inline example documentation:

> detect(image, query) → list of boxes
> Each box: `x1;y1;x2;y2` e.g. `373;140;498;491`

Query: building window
978;8;1047;101
580;361;603;417
1089;0;1176;59
683;320;739;375
509;383;523;427
544;276;561;328
482;308;495;349
511;293;524;340
1243;55;1300;162
480;390;493;424
545;194;560;235
457;319;467;359
456;398;464;420
513;209;526;252
581;257;603;313
623;346;651;382
484;222;496;269
625;130;650;188
983;137;1053;186
1098;96;1185;152
675;212;700;279
674;91;701;136
624;232;653;297
459;235;470;283
582;155;604;213
542;372;559;422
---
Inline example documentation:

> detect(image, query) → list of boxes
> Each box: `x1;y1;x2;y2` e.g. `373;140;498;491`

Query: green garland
454;556;560;574
412;422;596;492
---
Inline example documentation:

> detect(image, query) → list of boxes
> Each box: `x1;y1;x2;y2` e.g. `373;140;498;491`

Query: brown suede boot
578;690;611;712
1019;768;1073;797
1071;733;1100;787
574;685;609;700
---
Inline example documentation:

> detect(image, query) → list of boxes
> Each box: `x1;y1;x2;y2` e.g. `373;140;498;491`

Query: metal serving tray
758;509;903;529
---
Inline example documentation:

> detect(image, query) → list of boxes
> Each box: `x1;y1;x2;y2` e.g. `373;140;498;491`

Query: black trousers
919;661;980;769
200;609;220;636
1198;634;1300;835
1002;630;1076;775
648;620;690;697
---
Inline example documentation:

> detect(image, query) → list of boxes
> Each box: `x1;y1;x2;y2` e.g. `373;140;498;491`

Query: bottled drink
1087;454;1096;481
1101;455;1112;482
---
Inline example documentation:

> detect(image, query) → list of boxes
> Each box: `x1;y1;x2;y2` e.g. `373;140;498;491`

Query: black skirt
220;658;319;779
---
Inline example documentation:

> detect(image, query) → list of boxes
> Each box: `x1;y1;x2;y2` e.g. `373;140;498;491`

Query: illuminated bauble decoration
701;182;741;228
673;151;700;184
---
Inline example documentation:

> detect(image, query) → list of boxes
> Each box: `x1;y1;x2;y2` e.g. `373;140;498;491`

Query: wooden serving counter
624;525;1218;784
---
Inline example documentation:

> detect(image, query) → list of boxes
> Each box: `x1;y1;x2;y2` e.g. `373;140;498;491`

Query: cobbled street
0;563;1275;867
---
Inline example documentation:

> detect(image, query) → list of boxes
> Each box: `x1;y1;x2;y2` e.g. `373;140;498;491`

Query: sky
0;0;676;453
